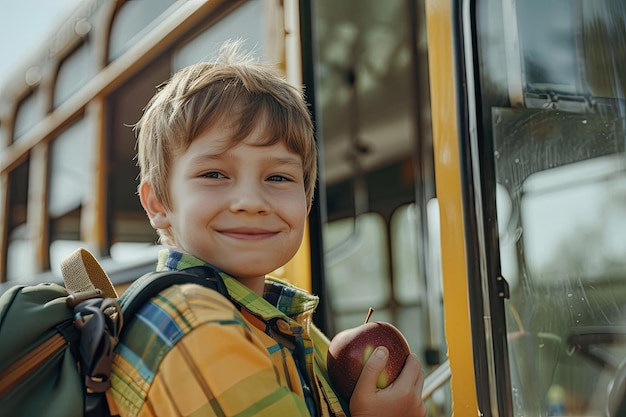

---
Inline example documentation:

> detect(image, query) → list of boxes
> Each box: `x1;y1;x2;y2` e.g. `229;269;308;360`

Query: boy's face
142;124;310;282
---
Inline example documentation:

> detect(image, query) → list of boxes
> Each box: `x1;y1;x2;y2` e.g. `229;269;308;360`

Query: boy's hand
349;347;427;417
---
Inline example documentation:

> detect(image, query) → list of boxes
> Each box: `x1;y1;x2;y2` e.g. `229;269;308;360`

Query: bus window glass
324;213;390;330
392;202;447;364
48;118;93;217
47;118;95;270
6;160;36;281
173;0;266;70
14;91;43;140
390;203;422;304
53;42;93;108
108;0;177;61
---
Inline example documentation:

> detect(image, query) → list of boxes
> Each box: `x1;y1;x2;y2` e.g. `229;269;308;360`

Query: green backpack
0;248;230;417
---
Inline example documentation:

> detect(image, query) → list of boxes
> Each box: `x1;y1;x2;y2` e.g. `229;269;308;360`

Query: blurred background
0;0;83;82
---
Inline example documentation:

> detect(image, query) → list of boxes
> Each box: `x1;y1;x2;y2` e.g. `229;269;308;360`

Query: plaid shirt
110;249;347;417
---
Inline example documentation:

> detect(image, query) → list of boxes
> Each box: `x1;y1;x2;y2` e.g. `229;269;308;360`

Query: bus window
53;42;93;108
13;90;43;141
48;118;93;217
324;213;390;331
391;204;422;305
391;202;446;367
108;0;177;62
173;0;267;70
47;118;95;265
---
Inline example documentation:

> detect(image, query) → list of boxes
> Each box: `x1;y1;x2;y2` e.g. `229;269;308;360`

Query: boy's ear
139;182;171;229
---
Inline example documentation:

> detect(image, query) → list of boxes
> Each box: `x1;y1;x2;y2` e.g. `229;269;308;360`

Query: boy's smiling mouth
218;227;279;240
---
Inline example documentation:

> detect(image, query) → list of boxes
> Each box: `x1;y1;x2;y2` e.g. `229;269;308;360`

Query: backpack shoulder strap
119;265;233;324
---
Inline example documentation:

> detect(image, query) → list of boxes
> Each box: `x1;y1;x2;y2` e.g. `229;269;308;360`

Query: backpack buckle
85;375;111;393
66;289;104;308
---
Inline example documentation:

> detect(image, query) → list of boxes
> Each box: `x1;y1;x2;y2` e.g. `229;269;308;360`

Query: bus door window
473;0;626;414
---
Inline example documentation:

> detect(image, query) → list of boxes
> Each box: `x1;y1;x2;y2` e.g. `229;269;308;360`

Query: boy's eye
201;171;225;179
267;174;290;182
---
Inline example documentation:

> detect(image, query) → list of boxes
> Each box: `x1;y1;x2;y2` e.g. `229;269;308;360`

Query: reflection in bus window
324;213;389;330
521;154;626;282
108;0;176;61
173;0;267;71
507;153;626;416
492;110;626;416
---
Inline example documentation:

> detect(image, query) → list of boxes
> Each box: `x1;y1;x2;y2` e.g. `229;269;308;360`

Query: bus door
456;0;626;415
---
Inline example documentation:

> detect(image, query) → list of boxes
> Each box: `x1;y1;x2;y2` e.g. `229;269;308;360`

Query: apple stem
364;307;374;324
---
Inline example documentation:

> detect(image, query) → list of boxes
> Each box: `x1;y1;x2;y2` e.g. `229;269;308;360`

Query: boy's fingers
353;346;389;394
395;353;422;387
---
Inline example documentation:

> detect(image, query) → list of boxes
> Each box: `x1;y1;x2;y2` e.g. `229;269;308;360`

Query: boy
109;40;426;417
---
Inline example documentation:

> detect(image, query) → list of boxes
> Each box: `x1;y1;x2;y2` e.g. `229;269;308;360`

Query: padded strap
61;248;118;298
119;266;231;324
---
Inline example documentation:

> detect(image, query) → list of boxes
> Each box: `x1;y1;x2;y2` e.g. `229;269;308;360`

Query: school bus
1;0;625;415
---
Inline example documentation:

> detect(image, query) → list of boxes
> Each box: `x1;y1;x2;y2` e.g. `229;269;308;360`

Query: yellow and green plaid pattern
110;249;347;417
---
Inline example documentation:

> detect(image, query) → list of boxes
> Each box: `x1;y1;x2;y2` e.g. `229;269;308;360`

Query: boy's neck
234;275;266;297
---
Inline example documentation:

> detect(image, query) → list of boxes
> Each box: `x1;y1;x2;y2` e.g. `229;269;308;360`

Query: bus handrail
422;359;451;400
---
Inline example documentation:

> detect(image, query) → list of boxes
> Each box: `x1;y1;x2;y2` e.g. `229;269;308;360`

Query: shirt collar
155;248;319;321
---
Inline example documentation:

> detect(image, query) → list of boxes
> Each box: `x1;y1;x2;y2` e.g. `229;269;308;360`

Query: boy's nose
228;182;271;214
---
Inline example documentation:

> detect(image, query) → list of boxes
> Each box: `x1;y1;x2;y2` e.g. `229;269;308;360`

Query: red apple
327;308;411;402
